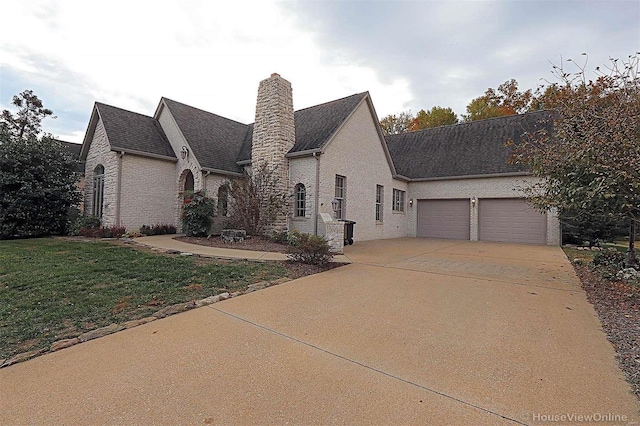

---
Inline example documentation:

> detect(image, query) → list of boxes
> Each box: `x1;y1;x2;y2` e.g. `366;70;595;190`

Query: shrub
80;226;126;238
269;230;290;244
181;191;215;237
71;215;101;236
286;232;333;265
140;223;177;236
591;249;626;279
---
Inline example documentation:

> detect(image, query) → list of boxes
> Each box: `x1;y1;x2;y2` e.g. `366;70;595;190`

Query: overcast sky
0;0;638;143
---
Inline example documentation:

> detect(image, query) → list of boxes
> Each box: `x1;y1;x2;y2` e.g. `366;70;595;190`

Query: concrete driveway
1;238;638;424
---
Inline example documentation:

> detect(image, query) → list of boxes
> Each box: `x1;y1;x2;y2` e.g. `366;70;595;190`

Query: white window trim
295;183;306;218
392;188;406;213
335;175;346;219
375;184;384;223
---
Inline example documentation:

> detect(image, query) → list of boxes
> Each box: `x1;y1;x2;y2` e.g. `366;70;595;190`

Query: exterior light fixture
331;198;339;217
180;146;189;160
409;198;414;207
471;197;477;207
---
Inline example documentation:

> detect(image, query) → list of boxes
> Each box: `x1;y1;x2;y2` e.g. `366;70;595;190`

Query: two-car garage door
417;198;547;244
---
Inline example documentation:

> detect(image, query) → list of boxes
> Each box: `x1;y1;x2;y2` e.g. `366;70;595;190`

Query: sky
0;0;638;144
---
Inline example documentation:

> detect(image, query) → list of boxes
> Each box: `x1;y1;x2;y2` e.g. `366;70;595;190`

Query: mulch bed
176;235;289;253
173;235;344;278
573;264;640;400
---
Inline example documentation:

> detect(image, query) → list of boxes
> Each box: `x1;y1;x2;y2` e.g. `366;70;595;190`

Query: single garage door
479;198;546;244
417;199;470;240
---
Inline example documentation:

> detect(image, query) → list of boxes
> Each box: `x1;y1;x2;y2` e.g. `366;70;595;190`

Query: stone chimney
251;73;295;231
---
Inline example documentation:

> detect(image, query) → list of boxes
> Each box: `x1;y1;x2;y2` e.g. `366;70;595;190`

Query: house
79;73;560;246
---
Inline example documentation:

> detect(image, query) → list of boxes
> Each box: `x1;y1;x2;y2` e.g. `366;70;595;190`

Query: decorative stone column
251;73;295;233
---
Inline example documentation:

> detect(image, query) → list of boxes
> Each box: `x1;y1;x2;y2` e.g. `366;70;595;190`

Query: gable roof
91;103;175;159
385;111;553;180
161;98;250;173
237;92;369;163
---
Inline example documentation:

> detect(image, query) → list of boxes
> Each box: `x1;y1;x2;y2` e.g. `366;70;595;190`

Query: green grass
0;238;288;360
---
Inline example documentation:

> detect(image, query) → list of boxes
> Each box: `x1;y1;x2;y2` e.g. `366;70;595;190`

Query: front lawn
0;238;290;361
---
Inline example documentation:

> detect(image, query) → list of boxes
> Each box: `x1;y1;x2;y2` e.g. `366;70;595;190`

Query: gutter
201;167;244;177
407;171;531;182
110;146;177;162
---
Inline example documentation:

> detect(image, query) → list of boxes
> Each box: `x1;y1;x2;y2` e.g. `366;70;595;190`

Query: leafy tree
0;90;54;140
509;53;640;266
463;79;533;122
0;91;79;239
409;106;458;131
379;111;413;135
222;163;289;236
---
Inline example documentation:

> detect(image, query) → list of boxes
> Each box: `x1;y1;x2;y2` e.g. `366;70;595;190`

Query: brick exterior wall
289;156;317;235
119;155;176;231
317;99;408;241
407;176;560;245
156;103;204;229
251;73;295;232
204;173;229;234
84;118;119;226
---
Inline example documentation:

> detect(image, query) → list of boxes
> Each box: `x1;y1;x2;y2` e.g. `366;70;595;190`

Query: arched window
92;165;105;218
295;183;306;217
183;170;194;192
217;186;228;217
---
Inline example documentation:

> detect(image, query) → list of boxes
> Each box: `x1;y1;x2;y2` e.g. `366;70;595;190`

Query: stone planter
221;229;247;243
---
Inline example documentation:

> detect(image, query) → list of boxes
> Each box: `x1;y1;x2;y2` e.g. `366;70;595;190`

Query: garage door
479;198;546;244
417;199;470;240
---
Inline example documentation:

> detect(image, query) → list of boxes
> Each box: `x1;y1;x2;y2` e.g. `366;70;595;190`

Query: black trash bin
340;220;356;245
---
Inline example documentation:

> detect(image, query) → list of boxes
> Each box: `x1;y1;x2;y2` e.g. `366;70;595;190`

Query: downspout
116;151;124;226
313;152;320;235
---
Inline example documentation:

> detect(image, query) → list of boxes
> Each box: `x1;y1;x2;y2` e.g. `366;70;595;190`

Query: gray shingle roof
96;103;174;158
162;98;250;173
236;92;368;162
386;110;553;179
58;140;85;173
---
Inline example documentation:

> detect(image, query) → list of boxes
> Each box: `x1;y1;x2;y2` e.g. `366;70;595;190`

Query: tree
0;90;54;140
409;106;458;131
508;53;640;266
379;111;413;135
463;79;533;122
222;163;289;236
0;91;79;239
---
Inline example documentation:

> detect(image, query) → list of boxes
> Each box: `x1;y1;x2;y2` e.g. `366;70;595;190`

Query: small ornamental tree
223;163;289;236
509;53;640;266
181;190;215;237
0;91;79;239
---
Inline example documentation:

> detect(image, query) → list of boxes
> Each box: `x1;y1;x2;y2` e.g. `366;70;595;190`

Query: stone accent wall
318;98;408;241
407;176;561;245
321;213;344;254
119;155;176;231
83;118;119;226
251;73;295;232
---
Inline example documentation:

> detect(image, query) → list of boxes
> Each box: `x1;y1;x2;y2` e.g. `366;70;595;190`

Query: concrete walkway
134;234;353;263
1;238;638;424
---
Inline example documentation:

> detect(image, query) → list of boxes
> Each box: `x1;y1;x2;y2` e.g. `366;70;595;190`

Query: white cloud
0;0;415;141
